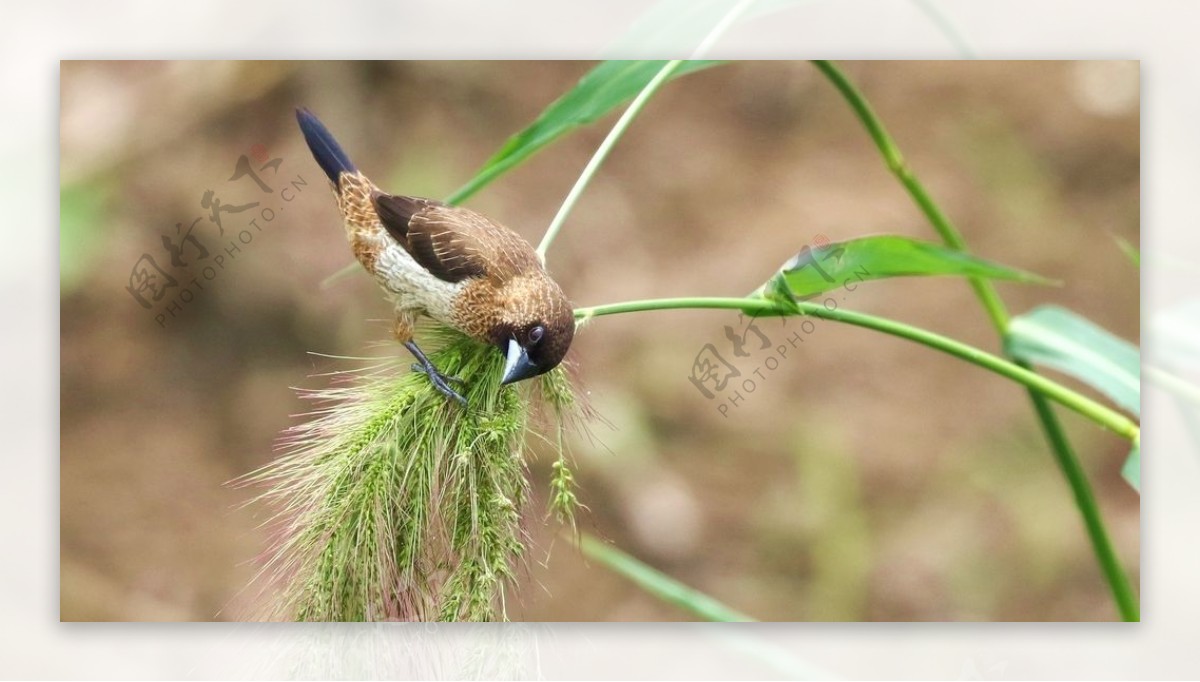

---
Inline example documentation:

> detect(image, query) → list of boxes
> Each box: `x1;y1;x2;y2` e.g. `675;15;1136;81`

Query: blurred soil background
60;60;1139;621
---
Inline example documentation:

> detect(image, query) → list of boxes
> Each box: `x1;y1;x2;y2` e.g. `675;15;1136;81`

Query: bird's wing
373;193;535;284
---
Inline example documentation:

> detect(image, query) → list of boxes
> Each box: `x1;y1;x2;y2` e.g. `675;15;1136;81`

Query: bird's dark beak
500;337;539;385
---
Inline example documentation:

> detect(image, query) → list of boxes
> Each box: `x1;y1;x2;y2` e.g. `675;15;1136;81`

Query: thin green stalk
537;0;757;262
578;533;755;622
536;59;686;262
575;296;1140;443
811;60;1138;620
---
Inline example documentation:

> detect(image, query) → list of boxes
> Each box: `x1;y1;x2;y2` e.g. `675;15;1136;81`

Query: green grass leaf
578;533;755;622
445;60;721;205
754;234;1048;302
1007;305;1141;494
1006;305;1140;418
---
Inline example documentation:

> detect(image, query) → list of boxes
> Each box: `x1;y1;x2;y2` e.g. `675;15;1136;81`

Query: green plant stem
811;60;1009;329
811;59;1138;621
536;0;758;262
537;0;758;262
536;59;686;262
575;296;1140;443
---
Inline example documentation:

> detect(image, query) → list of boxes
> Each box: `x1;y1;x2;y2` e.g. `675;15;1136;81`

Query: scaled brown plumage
296;108;575;404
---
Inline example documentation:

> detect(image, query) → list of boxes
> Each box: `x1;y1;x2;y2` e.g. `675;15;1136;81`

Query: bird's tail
296;108;358;191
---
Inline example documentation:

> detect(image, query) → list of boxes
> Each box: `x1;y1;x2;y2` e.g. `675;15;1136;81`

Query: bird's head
490;277;575;386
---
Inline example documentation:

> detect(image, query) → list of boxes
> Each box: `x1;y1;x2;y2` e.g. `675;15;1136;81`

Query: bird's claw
409;363;466;385
403;339;468;405
411;362;468;405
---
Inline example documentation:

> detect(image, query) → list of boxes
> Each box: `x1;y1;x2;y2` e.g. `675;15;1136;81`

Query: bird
295;108;575;405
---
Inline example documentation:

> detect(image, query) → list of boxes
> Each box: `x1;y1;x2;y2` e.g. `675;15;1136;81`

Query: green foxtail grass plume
242;327;582;621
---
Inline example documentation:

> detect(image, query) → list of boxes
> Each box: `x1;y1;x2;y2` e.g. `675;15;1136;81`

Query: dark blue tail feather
296;108;357;190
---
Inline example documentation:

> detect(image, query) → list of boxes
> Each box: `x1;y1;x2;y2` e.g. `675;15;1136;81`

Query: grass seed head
242;327;583;621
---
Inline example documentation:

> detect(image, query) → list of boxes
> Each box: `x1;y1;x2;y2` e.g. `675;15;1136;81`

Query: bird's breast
367;234;464;324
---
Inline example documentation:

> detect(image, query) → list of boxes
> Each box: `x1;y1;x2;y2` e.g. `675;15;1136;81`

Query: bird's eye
529;325;545;344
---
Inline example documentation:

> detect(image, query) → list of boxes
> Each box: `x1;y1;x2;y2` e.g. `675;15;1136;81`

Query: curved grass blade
1006;305;1140;418
753;234;1048;304
446;60;721;206
578;534;755;622
1007;305;1142;493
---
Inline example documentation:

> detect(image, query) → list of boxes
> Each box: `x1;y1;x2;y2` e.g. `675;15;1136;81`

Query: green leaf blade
758;234;1048;301
1006;305;1141;418
446;60;721;205
579;534;755;622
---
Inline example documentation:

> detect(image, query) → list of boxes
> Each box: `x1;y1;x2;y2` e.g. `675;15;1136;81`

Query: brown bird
296;108;575;404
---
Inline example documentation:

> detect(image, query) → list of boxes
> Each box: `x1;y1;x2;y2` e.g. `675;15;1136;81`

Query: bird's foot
409;363;465;384
411;363;468;405
404;340;467;406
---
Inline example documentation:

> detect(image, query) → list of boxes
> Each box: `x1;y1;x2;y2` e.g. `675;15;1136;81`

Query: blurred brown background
60;60;1139;622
